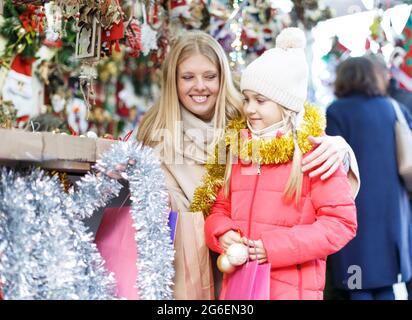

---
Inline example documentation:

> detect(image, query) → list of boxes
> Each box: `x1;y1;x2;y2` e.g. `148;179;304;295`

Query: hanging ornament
61;2;80;19
101;20;125;56
140;2;158;56
44;1;63;45
79;61;98;120
66;97;88;135
100;0;125;56
125;18;142;58
100;0;123;29
170;0;191;21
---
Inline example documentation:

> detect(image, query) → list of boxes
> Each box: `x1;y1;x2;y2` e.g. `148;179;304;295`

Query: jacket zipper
247;166;260;237
297;264;303;300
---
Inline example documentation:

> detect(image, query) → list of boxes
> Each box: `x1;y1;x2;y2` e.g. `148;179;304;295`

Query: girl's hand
218;230;242;251
301;135;349;181
242;237;268;264
95;159;136;180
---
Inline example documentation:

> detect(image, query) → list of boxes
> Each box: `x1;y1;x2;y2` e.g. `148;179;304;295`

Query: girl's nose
245;103;256;115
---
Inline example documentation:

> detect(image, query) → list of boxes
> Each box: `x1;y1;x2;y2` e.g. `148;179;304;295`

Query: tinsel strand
95;141;175;300
0;168;117;299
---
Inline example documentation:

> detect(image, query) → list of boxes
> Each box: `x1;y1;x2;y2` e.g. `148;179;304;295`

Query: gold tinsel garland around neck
189;103;326;217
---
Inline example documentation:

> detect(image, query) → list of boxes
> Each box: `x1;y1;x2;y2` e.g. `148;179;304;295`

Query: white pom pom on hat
275;27;306;50
240;27;309;113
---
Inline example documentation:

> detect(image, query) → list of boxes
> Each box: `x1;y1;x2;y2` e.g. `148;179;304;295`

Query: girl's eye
257;99;266;104
182;76;193;80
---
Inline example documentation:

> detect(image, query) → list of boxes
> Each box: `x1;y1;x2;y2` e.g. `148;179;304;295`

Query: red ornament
101;19;125;55
125;19;142;58
19;5;44;33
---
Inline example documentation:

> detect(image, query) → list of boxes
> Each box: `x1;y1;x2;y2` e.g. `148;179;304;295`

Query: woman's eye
182;76;193;80
257;99;266;104
205;74;217;80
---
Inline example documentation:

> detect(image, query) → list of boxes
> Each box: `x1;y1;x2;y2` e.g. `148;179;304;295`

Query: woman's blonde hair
223;107;303;205
137;30;243;157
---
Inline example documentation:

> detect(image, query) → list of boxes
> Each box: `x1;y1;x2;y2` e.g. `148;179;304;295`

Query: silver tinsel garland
0;168;122;299
0;141;174;300
97;141;175;300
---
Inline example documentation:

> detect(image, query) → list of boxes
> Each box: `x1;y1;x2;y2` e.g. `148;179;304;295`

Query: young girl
204;28;357;300
97;30;360;300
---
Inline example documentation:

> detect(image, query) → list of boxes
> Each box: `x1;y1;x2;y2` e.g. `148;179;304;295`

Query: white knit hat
240;27;308;113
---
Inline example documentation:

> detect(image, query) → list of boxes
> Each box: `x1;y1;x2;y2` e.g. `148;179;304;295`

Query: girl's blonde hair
137;30;243;156
282;110;304;204
224;107;303;205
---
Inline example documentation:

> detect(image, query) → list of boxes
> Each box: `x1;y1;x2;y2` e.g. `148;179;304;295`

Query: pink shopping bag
224;261;271;300
251;263;271;300
95;206;178;300
95;206;139;299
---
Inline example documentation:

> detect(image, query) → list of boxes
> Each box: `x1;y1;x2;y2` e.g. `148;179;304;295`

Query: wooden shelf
0;129;116;173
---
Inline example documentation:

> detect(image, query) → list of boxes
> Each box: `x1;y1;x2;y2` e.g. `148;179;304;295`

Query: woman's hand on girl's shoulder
301;135;349;180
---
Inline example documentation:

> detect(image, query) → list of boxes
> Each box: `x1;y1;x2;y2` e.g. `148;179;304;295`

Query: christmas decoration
226;243;249;266
101;5;125;57
140;23;158;56
66;97;88;135
125;18;142;58
140;2;158;56
0;167;122;299
1;55;41;122
216;253;235;273
44;1;63;45
0;0;43;64
48;169;71;193
0;98;17;128
170;0;191;21
291;0;333;30
96;141;175;299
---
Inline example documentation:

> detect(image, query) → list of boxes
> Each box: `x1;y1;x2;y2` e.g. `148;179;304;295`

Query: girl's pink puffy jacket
204;158;357;300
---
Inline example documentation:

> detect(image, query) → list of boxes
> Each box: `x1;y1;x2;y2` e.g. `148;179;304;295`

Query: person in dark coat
389;78;412;114
368;53;412;300
326;57;412;300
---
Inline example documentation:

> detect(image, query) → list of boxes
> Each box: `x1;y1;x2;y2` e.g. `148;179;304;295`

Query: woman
327;56;412;300
96;30;360;300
